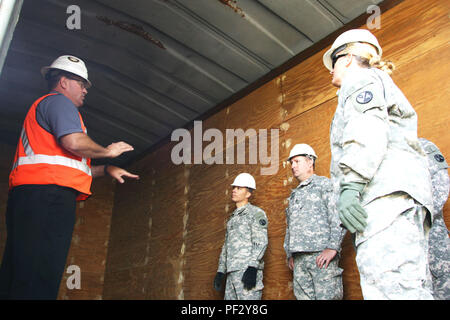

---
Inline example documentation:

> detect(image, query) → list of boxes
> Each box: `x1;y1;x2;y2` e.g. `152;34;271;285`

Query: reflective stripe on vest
12;128;92;176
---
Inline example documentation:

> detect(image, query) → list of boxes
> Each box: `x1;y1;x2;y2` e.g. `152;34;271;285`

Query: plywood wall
57;176;115;300
103;0;450;300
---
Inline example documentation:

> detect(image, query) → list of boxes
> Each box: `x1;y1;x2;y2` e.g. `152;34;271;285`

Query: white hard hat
288;144;317;161
231;173;256;190
41;55;91;87
323;29;382;71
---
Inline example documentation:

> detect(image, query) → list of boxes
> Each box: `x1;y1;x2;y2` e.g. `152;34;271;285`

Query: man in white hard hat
325;29;434;299
0;55;139;299
214;173;268;300
284;144;345;300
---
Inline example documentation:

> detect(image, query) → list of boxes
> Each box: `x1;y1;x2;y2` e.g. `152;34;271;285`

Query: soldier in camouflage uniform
324;29;434;299
420;138;450;300
213;173;268;300
284;144;345;300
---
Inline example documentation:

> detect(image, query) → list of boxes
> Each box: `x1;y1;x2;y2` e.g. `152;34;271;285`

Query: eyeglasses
331;54;348;69
66;75;89;89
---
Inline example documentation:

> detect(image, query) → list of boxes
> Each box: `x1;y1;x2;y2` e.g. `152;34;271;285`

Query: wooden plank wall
57;176;115;300
103;0;449;300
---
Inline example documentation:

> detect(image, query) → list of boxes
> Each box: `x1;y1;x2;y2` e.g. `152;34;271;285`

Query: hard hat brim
40;66;92;88
287;153;317;162
230;183;255;189
323;47;334;71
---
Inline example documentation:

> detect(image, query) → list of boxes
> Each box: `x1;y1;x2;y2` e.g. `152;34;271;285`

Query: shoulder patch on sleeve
420;139;449;170
433;153;448;170
253;209;268;228
434;154;445;163
349;83;386;114
356;91;373;104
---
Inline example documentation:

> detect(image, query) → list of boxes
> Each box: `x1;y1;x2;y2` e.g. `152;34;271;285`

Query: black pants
0;185;77;299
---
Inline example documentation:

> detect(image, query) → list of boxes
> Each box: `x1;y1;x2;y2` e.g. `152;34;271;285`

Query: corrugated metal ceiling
0;0;385;166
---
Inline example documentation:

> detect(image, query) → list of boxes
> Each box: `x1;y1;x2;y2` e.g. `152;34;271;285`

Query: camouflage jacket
284;174;345;259
420;138;450;277
217;203;268;273
420;138;450;216
330;68;434;239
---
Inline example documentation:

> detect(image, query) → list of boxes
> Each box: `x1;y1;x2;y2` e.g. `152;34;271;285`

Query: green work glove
241;266;257;290
338;182;368;233
213;272;225;291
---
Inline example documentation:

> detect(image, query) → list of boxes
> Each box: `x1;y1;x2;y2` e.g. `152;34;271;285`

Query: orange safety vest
9;93;92;201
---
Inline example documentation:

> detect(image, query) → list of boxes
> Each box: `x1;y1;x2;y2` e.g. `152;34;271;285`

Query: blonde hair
341;42;396;75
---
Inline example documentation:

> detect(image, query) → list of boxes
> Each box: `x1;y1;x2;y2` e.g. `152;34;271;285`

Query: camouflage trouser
428;216;450;300
292;252;343;300
356;203;434;300
224;269;263;300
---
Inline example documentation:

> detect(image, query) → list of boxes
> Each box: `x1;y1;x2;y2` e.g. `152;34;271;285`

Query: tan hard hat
323;29;382;71
231;173;256;190
288;144;317;161
41;55;91;87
